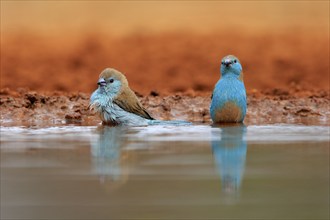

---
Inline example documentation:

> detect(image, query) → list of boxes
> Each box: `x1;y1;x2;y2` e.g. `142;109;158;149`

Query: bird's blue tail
149;119;192;126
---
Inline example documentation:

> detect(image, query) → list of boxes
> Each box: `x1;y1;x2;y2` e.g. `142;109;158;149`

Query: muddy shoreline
1;88;329;127
2;31;329;127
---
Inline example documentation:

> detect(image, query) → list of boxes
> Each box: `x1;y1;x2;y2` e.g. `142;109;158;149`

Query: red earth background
1;1;329;95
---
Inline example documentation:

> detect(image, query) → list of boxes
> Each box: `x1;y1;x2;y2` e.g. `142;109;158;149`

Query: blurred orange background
1;1;329;94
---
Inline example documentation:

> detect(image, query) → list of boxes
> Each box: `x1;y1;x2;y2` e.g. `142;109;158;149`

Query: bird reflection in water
91;126;129;187
211;125;247;197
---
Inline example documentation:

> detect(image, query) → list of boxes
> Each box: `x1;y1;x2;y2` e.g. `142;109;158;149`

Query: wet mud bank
1;88;329;126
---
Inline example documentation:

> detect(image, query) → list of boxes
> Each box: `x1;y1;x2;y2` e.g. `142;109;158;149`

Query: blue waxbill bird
210;55;247;123
90;68;191;126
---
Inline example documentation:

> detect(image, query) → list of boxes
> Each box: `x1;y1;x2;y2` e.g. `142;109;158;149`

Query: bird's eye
234;60;237;63
109;79;114;83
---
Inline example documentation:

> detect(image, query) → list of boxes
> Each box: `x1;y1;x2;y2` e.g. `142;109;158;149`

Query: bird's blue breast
210;77;247;123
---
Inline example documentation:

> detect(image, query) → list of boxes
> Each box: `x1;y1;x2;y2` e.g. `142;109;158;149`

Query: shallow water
1;124;329;219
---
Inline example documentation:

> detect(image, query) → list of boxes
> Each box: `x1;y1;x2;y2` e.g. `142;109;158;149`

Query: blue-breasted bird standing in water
90;68;191;126
210;55;247;123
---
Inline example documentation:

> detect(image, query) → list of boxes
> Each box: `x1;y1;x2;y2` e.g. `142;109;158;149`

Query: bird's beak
97;78;106;87
223;59;232;67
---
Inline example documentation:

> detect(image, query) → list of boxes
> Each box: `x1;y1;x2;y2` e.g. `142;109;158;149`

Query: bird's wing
113;89;154;120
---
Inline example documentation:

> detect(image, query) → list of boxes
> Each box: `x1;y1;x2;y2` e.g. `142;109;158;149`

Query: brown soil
1;31;329;94
1;88;329;126
1;31;329;126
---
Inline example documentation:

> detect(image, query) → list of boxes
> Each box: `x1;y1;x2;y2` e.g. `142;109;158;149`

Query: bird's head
96;68;129;98
220;55;243;78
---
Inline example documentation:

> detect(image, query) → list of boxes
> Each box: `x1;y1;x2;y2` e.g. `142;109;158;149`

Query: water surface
1;125;329;219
